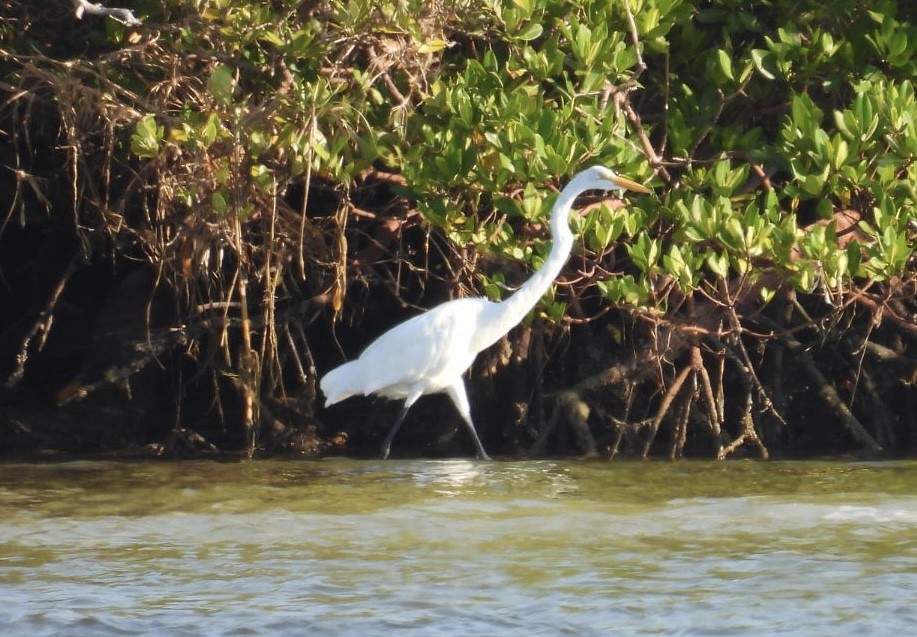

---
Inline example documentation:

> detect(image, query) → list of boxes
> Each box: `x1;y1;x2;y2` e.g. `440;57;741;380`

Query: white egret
320;166;650;459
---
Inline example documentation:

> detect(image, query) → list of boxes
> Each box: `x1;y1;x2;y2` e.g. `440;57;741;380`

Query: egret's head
572;166;651;194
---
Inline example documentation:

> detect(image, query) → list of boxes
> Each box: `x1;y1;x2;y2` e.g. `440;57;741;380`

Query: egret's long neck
474;184;581;348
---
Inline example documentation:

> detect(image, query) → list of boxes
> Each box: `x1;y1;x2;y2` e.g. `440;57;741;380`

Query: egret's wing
321;298;489;403
357;300;479;392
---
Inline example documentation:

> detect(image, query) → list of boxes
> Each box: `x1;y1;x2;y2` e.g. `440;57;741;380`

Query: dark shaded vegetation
0;0;914;459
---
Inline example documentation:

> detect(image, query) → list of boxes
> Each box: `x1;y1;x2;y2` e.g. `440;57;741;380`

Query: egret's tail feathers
323;392;352;407
322;389;359;407
320;362;359;407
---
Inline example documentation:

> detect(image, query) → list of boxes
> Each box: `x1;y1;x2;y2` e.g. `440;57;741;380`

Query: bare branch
72;0;142;27
622;0;647;78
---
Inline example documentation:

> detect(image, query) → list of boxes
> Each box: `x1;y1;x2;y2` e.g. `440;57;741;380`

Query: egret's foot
473;446;491;461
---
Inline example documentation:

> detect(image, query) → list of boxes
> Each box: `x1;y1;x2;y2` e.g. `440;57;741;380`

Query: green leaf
512;0;534;15
208;65;235;106
542;299;567;324
212;189;229;215
130;115;163;159
597;275;649;307
833;138;849;169
716;49;735;82
417;39;449;54
516;22;543;42
707;251;729;279
483;272;505;301
250;164;273;192
629;234;660;273
201;112;220;148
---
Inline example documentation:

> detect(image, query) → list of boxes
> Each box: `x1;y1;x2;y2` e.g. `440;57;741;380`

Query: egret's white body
321;166;649;459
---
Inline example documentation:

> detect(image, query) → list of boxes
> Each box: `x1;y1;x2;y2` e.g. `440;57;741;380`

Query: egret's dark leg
380;403;411;460
445;382;491;460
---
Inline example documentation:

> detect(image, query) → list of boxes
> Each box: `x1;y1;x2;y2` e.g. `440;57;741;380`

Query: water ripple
2;459;917;635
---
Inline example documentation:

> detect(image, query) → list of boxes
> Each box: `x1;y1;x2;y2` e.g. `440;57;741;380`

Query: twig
688;89;725;158
620;99;671;181
298;112;316;278
853;288;917;338
367;46;410;107
622;0;647;78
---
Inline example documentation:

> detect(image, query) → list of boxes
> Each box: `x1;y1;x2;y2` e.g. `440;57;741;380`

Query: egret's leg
445;381;491;460
380;403;410;460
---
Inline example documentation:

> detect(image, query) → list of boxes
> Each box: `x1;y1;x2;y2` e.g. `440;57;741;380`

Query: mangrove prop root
783;333;883;453
643;362;693;459
531;351;669;457
547;391;598;457
698;357;723;437
724;305;787;426
538;311;791;459
753;314;885;453
609;388;638;459
669;391;691;459
718;382;769;460
530;358;638;456
643;344;731;459
5;253;82;390
54;298;323;409
858;367;895;448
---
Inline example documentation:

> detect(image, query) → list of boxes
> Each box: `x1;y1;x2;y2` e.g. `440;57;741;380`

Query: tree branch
72;0;142;27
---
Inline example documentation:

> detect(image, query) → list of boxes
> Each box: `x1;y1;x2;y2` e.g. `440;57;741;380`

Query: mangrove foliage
0;0;914;458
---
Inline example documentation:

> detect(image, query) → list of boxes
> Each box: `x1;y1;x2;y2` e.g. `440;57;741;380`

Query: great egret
321;166;650;459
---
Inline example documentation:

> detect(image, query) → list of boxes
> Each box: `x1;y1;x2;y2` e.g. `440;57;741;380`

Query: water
1;459;916;636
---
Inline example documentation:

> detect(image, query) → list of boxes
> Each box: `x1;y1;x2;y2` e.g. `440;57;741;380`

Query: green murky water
1;459;916;635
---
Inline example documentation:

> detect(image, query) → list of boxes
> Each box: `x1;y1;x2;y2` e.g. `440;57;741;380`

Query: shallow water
1;459;916;635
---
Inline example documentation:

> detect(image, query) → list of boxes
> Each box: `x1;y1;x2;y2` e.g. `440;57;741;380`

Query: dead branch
56;326;190;405
72;0;142;26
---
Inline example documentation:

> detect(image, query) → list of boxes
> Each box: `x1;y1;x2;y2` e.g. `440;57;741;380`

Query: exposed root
152;428;219;458
4;253;82;389
718;381;769;460
643;358;692;459
530;357;640;456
